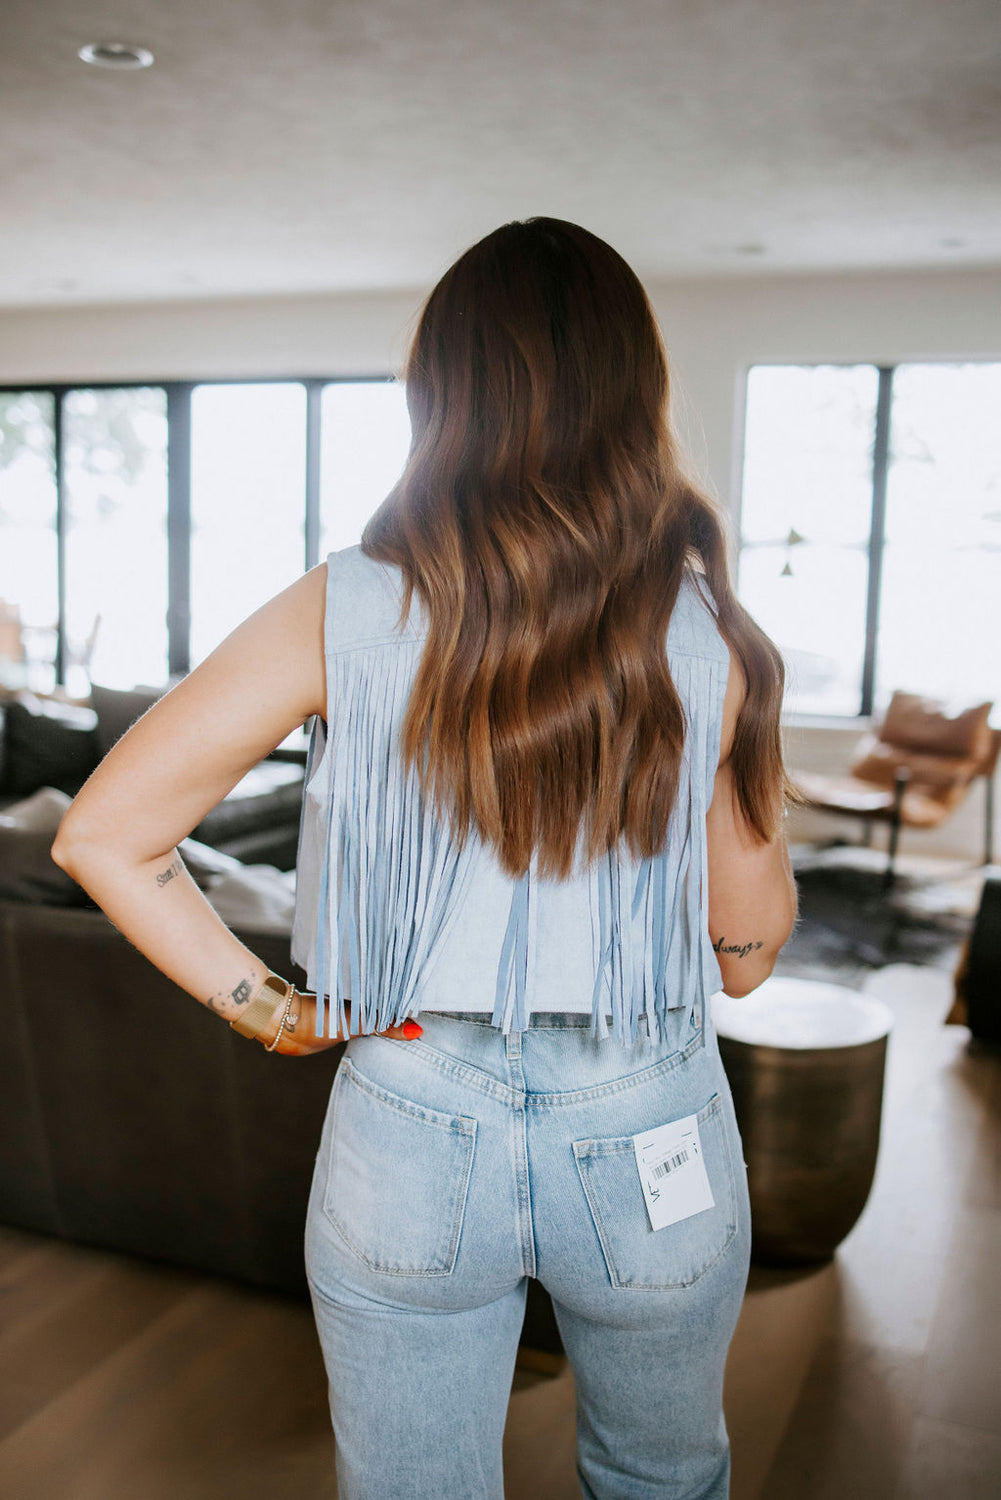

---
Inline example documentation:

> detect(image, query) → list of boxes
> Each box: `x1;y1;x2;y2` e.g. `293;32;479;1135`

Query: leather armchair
793;692;1000;888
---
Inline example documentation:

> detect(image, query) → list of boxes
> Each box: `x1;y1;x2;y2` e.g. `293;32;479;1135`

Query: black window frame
0;374;399;688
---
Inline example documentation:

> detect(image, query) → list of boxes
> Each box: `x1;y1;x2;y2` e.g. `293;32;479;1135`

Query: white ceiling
2;0;999;308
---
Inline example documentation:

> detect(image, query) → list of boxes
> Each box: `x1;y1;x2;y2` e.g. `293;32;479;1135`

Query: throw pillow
89;682;166;759
878;692;993;760
0;787;94;906
1;692;99;797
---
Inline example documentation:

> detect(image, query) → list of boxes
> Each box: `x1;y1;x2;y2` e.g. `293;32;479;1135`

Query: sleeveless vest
290;545;730;1046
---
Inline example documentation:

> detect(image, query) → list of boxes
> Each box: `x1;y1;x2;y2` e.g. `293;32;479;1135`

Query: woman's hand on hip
258;989;423;1056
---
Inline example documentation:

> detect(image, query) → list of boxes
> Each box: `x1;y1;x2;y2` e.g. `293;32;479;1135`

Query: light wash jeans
304;1004;751;1500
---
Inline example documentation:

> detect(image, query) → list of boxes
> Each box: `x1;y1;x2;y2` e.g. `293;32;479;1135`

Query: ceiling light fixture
78;42;154;70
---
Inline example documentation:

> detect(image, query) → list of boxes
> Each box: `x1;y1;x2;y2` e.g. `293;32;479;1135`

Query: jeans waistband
420;1010;615;1031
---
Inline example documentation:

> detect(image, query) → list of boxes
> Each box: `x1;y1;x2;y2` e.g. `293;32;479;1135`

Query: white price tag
633;1113;715;1232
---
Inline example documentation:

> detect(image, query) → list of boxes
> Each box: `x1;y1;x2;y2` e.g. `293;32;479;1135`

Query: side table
713;976;893;1266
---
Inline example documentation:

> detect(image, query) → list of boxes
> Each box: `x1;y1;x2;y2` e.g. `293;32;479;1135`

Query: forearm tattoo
204;975;258;1017
154;856;183;888
713;935;764;960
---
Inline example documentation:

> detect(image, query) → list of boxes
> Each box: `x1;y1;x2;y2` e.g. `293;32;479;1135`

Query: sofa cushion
0;790;293;909
202;863;297;934
89;682;166;758
0;692;99;797
0;788;94;905
192;761;305;846
176;835;245;888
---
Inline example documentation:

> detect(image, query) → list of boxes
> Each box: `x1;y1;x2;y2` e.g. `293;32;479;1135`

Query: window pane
0;392;58;693
190;383;306;666
739;545;869;717
877;362;1001;708
738;364;879;715
319;381;411;553
64;387;169;695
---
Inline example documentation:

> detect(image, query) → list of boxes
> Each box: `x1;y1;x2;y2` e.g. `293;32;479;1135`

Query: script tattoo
231;977;254;1007
155;856;183;888
713;935;764;960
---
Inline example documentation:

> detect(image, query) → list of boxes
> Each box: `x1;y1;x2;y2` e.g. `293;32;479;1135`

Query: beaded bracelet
264;986;298;1052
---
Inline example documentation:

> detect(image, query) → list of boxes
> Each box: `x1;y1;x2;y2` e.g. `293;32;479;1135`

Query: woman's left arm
51;564;329;1043
49;562;399;1052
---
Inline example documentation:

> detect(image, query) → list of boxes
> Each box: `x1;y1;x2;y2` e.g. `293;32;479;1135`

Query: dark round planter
713;979;892;1267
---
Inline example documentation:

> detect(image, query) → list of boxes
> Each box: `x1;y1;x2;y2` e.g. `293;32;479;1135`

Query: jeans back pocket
322;1058;477;1277
573;1092;738;1289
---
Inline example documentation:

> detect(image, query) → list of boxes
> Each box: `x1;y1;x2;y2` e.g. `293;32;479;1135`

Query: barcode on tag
633;1112;715;1231
652;1149;689;1180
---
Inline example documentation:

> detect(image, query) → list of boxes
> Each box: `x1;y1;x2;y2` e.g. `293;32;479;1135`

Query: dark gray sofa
0;684;307;870
0;897;331;1295
0;680;326;1297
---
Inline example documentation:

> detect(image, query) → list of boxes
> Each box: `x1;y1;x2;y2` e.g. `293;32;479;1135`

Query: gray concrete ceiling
2;0;999;307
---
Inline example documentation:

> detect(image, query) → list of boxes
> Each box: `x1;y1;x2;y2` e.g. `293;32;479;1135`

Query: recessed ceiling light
78;42;154;70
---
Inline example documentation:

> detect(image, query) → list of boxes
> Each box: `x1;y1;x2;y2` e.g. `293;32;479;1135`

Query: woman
52;217;797;1499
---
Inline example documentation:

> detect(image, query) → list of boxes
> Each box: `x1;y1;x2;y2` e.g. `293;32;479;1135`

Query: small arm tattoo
713;935;764;960
155;857;183;888
231;977;254;1006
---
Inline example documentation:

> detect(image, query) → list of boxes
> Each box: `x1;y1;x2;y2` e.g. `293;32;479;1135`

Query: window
737;361;1001;718
0;378;411;697
190;383;307;666
878;364;1001;707
319;381;411;554
63;387;169;695
739;365;878;717
0;391;58;694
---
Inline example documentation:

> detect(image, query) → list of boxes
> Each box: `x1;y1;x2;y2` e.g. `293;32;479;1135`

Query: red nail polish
402;1020;423;1039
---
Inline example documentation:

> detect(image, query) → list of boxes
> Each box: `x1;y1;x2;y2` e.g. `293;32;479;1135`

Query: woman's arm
50;562;415;1051
705;648;798;998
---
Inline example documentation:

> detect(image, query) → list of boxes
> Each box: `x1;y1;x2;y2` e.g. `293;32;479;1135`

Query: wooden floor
0;961;998;1499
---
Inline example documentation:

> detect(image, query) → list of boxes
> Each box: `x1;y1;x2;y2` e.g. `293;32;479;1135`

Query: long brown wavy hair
362;217;791;880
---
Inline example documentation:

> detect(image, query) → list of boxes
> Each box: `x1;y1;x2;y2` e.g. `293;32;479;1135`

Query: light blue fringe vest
290;545;730;1045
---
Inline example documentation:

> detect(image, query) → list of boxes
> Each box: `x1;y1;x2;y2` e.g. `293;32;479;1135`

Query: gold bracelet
229;971;292;1039
264;987;298;1052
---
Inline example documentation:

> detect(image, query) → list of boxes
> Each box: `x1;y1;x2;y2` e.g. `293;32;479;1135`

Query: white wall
4;265;998;504
0;288;423;385
2;265;999;860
